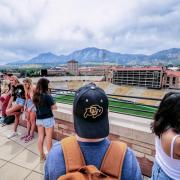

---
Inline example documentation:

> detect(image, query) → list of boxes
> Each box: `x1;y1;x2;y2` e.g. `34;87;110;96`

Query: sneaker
7;132;18;139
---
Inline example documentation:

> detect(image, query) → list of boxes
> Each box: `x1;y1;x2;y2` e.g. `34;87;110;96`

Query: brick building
164;70;180;89
67;60;79;75
47;68;67;76
79;66;112;76
112;66;164;89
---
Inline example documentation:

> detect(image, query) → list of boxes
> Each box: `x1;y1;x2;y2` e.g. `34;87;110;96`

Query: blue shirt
45;138;142;180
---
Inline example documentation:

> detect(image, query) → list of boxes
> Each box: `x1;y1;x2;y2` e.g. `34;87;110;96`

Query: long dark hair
33;78;50;106
151;92;180;137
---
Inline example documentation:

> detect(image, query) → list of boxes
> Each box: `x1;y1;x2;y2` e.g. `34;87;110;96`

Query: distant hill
148;48;180;65
7;47;180;66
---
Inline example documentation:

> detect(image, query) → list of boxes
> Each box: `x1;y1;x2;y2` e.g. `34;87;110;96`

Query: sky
0;0;180;64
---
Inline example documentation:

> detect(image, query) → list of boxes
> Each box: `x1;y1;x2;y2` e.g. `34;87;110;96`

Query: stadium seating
138;89;166;105
67;81;84;90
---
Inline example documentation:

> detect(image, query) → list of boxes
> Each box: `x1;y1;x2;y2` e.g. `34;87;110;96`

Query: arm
121;148;142;180
51;104;57;110
47;94;57;110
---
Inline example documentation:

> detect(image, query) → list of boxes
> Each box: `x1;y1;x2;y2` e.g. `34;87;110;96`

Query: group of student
0;74;180;180
0;73;57;162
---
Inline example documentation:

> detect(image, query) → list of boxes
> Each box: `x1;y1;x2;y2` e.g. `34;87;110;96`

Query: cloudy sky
0;0;180;64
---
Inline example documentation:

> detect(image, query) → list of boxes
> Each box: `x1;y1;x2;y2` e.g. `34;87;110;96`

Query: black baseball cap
73;83;109;139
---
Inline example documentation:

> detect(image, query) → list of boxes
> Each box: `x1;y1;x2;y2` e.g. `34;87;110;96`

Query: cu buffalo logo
84;105;103;119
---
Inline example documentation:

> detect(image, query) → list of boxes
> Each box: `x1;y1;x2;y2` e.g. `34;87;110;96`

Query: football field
55;93;157;119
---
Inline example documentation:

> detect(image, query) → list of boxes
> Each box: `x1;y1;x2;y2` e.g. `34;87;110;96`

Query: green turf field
56;93;157;119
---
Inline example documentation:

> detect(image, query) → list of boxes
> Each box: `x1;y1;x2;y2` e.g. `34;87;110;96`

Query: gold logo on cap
84;105;103;119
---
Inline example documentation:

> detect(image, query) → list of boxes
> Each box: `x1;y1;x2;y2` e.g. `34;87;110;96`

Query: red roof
166;70;180;77
112;66;163;71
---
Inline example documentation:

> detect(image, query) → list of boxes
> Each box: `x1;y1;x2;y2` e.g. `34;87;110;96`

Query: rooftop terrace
0;124;49;179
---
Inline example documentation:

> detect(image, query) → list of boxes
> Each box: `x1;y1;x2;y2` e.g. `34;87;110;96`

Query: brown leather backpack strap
61;136;86;173
100;141;127;179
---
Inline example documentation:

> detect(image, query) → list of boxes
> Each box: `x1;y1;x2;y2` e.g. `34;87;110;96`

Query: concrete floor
0;123;150;180
0;124;58;180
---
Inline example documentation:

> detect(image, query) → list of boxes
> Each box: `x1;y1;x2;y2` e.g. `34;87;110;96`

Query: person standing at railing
33;78;57;162
45;83;142;180
20;77;36;143
151;92;180;180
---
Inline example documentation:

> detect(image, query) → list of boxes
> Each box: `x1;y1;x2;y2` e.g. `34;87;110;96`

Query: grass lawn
55;93;157;119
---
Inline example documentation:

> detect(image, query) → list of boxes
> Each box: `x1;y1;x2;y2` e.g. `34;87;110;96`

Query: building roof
166;70;180;77
112;66;163;71
79;66;112;72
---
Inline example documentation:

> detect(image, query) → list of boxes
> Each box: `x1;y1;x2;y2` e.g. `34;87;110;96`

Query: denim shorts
16;97;25;106
36;117;55;128
26;99;36;112
150;161;173;180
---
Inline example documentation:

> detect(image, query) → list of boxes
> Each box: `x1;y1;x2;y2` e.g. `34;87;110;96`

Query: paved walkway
0;124;58;180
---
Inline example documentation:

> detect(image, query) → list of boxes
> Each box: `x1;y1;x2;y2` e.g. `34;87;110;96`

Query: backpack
58;136;127;180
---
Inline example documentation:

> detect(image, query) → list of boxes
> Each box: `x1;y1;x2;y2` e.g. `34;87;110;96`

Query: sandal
24;135;34;143
20;134;29;140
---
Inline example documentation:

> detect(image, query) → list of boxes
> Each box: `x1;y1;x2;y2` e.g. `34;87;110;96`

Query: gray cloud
0;0;180;64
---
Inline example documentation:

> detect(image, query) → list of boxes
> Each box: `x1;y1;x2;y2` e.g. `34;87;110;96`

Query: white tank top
155;135;180;180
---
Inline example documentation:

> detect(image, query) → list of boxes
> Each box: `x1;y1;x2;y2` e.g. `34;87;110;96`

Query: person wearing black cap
45;83;142;180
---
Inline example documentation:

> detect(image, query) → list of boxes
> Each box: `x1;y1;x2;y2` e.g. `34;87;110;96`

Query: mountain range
8;47;180;66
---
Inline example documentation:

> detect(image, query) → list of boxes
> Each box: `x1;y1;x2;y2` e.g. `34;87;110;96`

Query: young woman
151;92;180;180
33;78;57;162
6;75;26;138
21;77;36;143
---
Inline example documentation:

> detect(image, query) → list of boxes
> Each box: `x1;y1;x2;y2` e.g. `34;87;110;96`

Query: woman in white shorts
33;78;57;162
20;77;36;143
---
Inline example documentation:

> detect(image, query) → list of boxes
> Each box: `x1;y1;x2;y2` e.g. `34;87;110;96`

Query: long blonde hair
23;77;34;99
11;75;20;84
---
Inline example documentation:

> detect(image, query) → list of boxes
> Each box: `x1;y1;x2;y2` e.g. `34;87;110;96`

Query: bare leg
14;113;21;132
45;127;54;152
6;104;22;116
26;119;31;135
37;126;45;156
29;111;36;137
